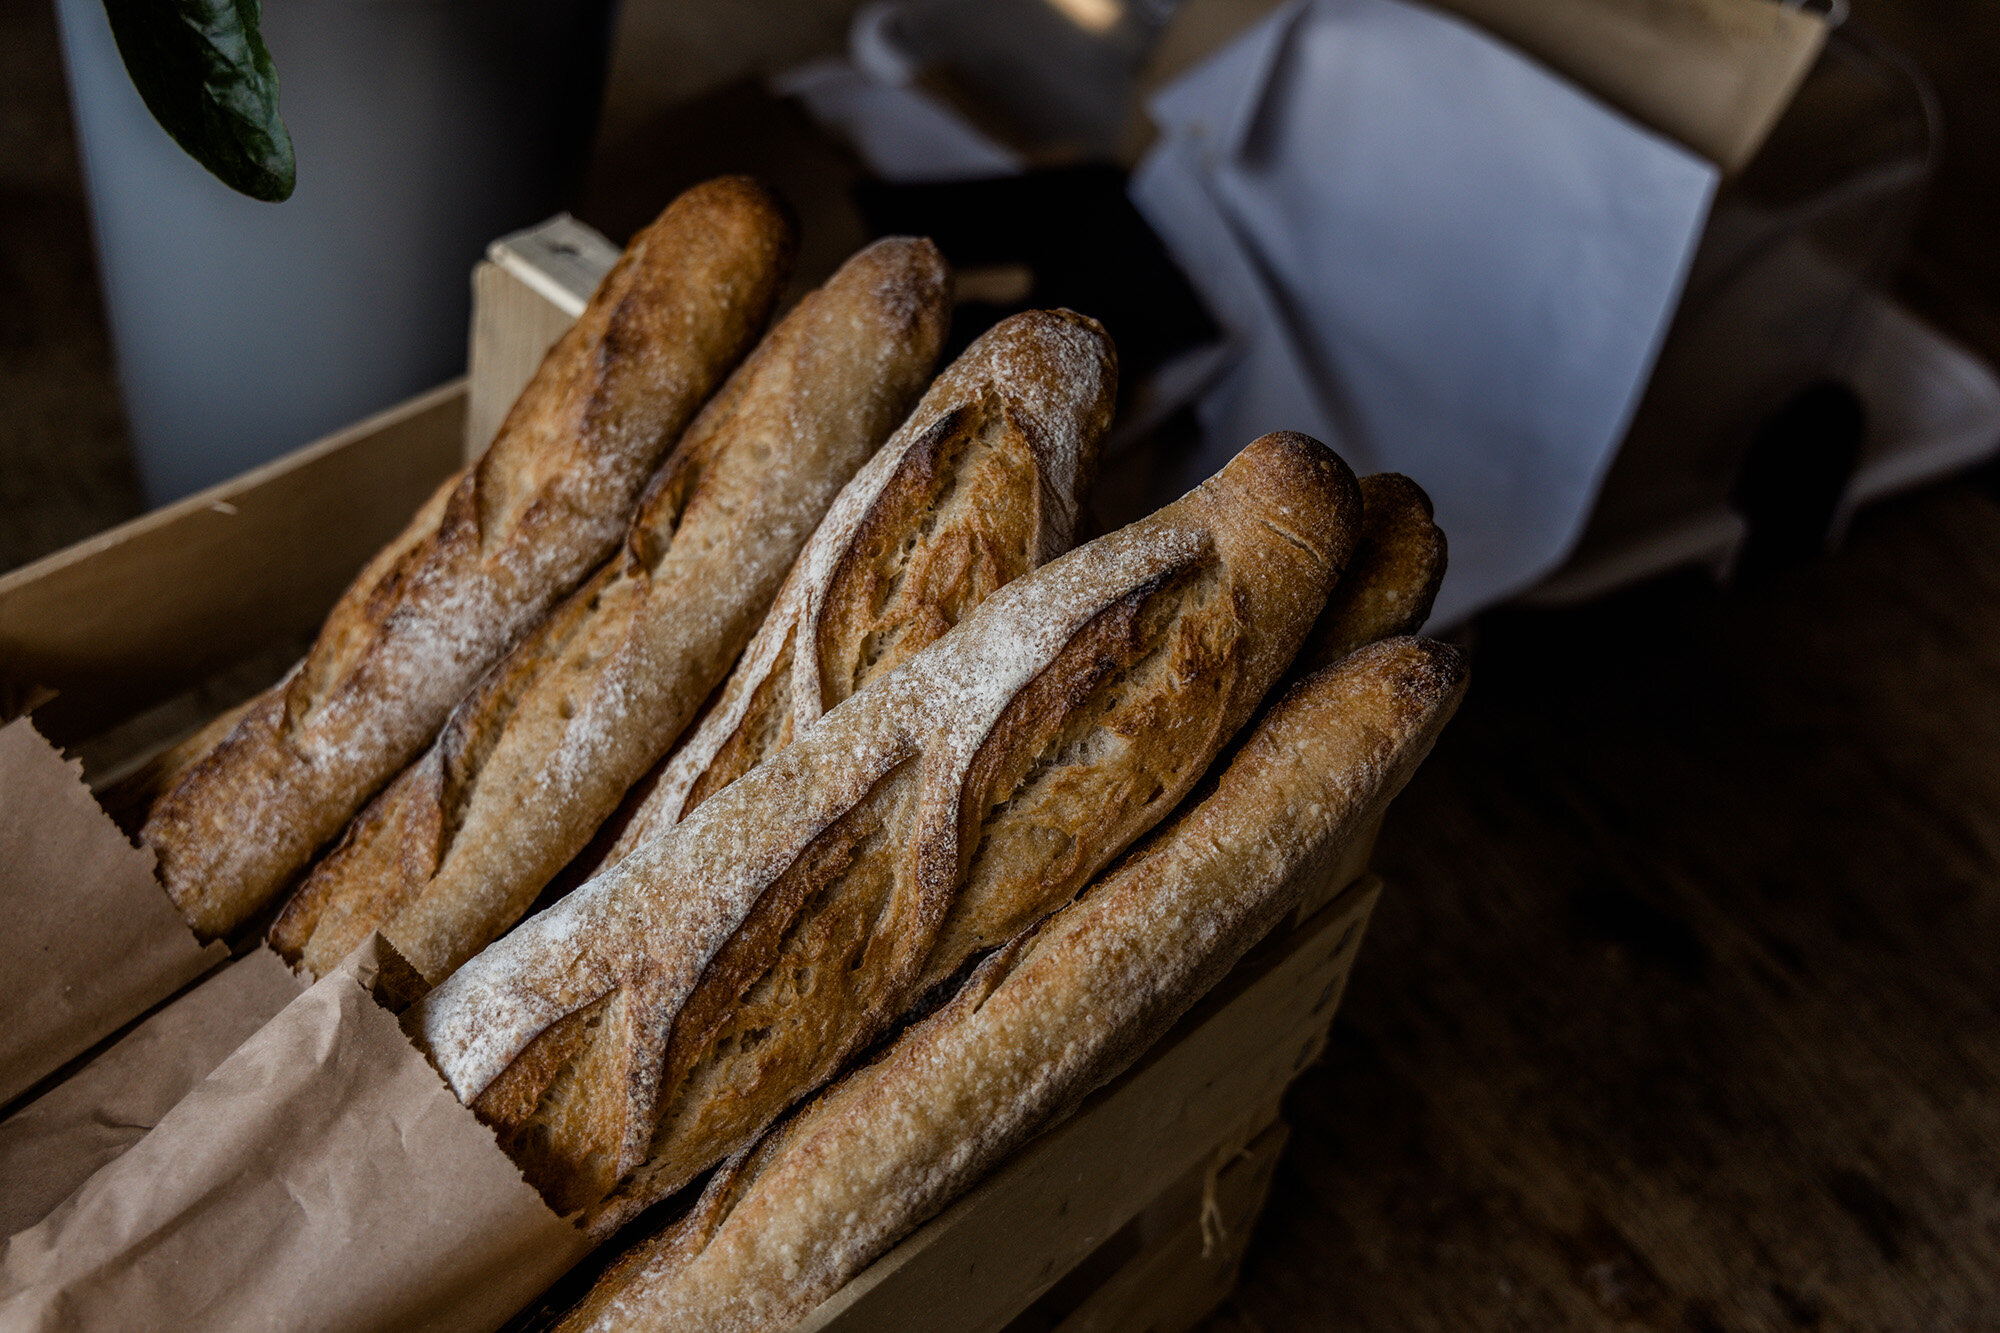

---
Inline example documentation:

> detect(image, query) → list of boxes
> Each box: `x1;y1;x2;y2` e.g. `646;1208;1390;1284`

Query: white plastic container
53;0;610;503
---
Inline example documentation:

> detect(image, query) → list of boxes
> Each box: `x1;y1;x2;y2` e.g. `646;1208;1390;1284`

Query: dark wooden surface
1208;480;2000;1331
1851;0;2000;376
0;0;144;573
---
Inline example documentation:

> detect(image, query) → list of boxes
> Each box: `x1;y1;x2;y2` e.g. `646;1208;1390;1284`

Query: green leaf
101;0;296;201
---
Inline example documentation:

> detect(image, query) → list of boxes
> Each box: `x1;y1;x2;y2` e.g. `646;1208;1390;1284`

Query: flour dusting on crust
410;428;1359;1232
600;309;1117;864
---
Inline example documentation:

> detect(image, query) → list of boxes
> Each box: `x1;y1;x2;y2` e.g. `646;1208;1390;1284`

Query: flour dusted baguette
408;431;1362;1227
586;309;1116;876
1297;472;1447;671
268;238;954;984
139;179;795;940
555;638;1468;1332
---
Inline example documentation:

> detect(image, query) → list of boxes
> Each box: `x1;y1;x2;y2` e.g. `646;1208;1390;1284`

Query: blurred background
6;0;2000;1324
10;0;2000;618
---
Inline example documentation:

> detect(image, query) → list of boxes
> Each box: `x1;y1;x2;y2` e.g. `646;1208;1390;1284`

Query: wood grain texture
1033;1119;1291;1333
467;259;589;465
1203;481;2000;1331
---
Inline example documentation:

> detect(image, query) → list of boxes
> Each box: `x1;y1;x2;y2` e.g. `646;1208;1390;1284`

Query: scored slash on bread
140;178;798;941
555;638;1469;1333
584;309;1119;880
269;237;957;985
407;430;1362;1230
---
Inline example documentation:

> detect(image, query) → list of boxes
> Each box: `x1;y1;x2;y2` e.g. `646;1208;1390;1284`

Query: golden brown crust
266;563;620;972
556;638;1469;1332
1296;472;1447;673
140;178;796;941
269;238;954;983
408;430;1361;1229
589;309;1118;874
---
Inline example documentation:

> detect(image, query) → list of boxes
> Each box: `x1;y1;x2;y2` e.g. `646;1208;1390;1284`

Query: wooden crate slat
1040;1118;1290;1333
0;382;467;745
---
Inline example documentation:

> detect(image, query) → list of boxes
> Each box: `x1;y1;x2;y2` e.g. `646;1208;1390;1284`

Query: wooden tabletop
1208;478;2000;1330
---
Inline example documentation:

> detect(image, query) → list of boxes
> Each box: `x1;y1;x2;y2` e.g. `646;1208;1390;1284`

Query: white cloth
773;58;1024;182
1130;0;1719;624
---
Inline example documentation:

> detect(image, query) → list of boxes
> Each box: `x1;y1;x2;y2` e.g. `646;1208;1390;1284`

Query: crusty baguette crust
1296;472;1446;672
268;238;954;983
408;431;1361;1228
557;638;1469;1332
141;179;795;940
588;309;1117;874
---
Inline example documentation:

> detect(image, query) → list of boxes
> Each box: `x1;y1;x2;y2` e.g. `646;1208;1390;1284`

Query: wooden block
464;216;618;462
0;383;466;746
790;878;1381;1333
465;264;575;466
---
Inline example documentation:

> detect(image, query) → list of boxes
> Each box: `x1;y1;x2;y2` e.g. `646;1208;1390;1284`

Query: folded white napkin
1131;0;1719;623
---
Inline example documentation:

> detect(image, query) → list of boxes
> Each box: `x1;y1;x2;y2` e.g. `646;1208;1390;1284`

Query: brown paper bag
0;716;227;1108
0;949;303;1237
1140;0;1825;172
0;937;589;1331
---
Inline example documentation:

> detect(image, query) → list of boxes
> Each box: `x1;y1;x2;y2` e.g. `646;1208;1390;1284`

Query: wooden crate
0;251;1392;1331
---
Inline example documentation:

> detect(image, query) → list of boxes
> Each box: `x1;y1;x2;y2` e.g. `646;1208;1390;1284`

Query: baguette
1296;471;1447;671
140;178;796;940
586;308;1117;877
408;431;1362;1227
269;238;954;984
556;638;1469;1332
